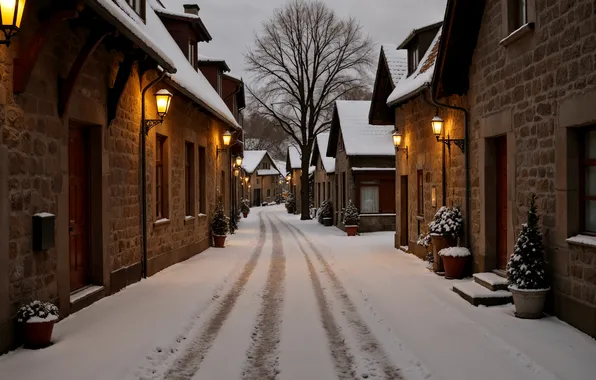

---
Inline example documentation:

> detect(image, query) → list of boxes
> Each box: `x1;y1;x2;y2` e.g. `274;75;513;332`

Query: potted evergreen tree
507;194;549;319
17;300;59;349
317;200;333;226
240;200;250;218
211;201;229;248
428;206;463;273
285;193;296;214
343;200;360;236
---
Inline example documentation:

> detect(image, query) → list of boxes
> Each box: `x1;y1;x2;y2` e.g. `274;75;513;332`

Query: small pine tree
211;201;229;236
507;194;548;290
317;200;333;223
343;200;360;226
240;200;250;215
286;193;296;213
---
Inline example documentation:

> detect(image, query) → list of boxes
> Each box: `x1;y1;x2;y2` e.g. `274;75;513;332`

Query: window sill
154;218;170;228
500;23;534;47
197;213;208;219
566;234;596;248
184;215;195;225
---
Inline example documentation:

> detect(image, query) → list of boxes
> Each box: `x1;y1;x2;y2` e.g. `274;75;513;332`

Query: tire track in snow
242;213;286;380
278;216;404;380
276;218;357;380
162;214;267;380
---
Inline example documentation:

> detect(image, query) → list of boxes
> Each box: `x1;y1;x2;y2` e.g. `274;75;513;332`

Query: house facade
311;132;336;209
327;101;396;232
241;150;281;206
286;145;302;213
421;0;596;337
0;0;241;353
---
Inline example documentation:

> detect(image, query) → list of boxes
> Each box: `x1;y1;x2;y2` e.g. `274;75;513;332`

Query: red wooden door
69;128;90;291
496;136;508;269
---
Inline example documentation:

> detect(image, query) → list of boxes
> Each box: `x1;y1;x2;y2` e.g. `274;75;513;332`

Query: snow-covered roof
315;133;336;173
387;27;443;106
257;168;281;176
288;146;301;170
242;150;268;173
275;160;287;178
381;45;407;86
94;0;240;129
309;166;316;175
334;101;395;156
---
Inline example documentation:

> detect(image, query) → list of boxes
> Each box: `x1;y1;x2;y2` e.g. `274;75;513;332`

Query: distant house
242;151;281;206
326;101;396;231
311;132;336;209
286;146;303;213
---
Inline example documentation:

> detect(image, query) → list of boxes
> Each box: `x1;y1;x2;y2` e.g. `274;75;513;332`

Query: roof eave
387;85;429;108
397;21;443;49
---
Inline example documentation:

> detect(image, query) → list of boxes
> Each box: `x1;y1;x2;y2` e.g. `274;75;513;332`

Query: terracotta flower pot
213;235;226;248
22;321;55;349
345;225;358;236
243;212;248;218
441;255;468;279
430;235;456;273
509;287;550;319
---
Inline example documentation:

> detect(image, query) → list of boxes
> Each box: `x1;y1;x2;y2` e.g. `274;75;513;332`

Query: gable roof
153;7;211;42
369;45;407;125
286;146;302;171
387;26;443;107
327;101;395;158
198;54;231;72
397;21;443;49
382;45;408;86
310;132;336;174
242;150;280;175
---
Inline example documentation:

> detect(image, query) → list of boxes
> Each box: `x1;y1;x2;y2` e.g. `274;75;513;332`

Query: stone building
326;101;396;232
286;145;303;213
241;150;282;206
311;132;336;209
0;0;241;352
428;0;596;336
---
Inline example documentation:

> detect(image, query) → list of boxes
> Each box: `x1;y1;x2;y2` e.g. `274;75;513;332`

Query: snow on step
452;281;512;307
473;272;509;291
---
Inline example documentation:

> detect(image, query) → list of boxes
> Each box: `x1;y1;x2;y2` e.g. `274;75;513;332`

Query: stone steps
452;272;512;307
473;272;509;291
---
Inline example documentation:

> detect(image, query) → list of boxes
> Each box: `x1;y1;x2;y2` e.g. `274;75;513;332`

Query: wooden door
69;128;90;291
255;189;261;206
400;176;408;246
496;136;508;269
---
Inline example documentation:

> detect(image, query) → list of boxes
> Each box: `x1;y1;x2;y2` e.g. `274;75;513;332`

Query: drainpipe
140;70;167;279
427;84;471;247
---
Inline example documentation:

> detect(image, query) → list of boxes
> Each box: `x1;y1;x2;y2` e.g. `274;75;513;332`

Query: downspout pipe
141;70;167;279
427;84;471;247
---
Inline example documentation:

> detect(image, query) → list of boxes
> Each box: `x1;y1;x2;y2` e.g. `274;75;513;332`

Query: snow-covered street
1;205;596;380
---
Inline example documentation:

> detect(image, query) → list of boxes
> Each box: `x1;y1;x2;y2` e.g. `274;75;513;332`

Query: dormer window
188;40;197;68
408;45;419;75
126;0;145;19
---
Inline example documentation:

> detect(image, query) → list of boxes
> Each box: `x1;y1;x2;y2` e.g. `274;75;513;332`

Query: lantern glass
392;131;402;147
431;115;444;137
244;176;249;183
0;0;26;29
222;131;232;146
234;168;239;177
155;89;173;118
286;174;291;181
235;155;243;166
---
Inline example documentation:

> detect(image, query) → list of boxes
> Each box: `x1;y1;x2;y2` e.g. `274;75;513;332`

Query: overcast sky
189;0;447;82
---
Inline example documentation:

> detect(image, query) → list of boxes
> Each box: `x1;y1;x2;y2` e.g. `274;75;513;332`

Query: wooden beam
58;29;109;117
107;53;135;125
13;9;79;94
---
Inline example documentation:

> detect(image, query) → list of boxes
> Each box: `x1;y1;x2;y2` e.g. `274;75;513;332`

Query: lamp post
392;130;408;159
431;111;465;152
0;0;27;46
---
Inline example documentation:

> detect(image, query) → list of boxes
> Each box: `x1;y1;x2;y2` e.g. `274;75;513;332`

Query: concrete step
452;281;512;307
473;272;509;291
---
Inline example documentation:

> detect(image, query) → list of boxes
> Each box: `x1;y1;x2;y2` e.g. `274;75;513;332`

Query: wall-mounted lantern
144;89;173;134
233;168;240;176
286;174;291;182
0;0;26;46
217;130;233;156
431;110;464;152
392;130;408;159
244;176;249;184
235;155;243;167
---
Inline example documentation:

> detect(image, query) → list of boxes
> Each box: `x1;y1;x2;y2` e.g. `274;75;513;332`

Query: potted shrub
17;300;59;349
240;200;250;218
317;200;333;226
428;206;463;273
285;194;296;214
439;247;471;279
507;194;549;319
343;200;360;236
211;201;229;248
417;233;432;262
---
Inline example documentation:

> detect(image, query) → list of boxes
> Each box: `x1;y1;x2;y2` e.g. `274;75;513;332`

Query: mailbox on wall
32;212;55;251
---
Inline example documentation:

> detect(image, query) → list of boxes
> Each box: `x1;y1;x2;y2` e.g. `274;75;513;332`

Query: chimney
183;4;200;16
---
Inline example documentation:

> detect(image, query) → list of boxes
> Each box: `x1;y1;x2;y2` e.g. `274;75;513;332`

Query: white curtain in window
360;186;379;213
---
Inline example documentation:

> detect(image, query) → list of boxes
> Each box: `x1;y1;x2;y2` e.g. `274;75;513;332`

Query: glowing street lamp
0;0;27;46
392;130;407;159
155;89;173;118
235;155;243;167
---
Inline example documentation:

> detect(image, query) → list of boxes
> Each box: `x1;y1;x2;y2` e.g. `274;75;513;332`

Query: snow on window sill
197;213;208;218
500;23;534;47
566;234;596;248
184;215;195;225
154;218;170;228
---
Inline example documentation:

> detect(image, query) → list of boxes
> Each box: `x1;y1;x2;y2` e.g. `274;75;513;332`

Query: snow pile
17;301;59;323
287;146;301;169
315;132;336;173
566;234;596;247
439;247;471;257
387;27;442;106
381;44;407;86
242;150;268;173
335;101;395;156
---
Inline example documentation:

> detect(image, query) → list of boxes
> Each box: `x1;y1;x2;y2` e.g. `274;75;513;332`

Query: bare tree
243;112;288;161
245;0;374;219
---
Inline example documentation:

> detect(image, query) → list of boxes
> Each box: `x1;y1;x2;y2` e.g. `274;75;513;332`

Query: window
267;189;271;197
581;129;596;233
185;142;195;216
188;40;197;68
508;0;527;32
361;181;379;214
126;0;145;18
408;45;419;75
156;135;167;219
342;173;347;210
257;178;260;185
198;147;206;214
417;170;424;216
